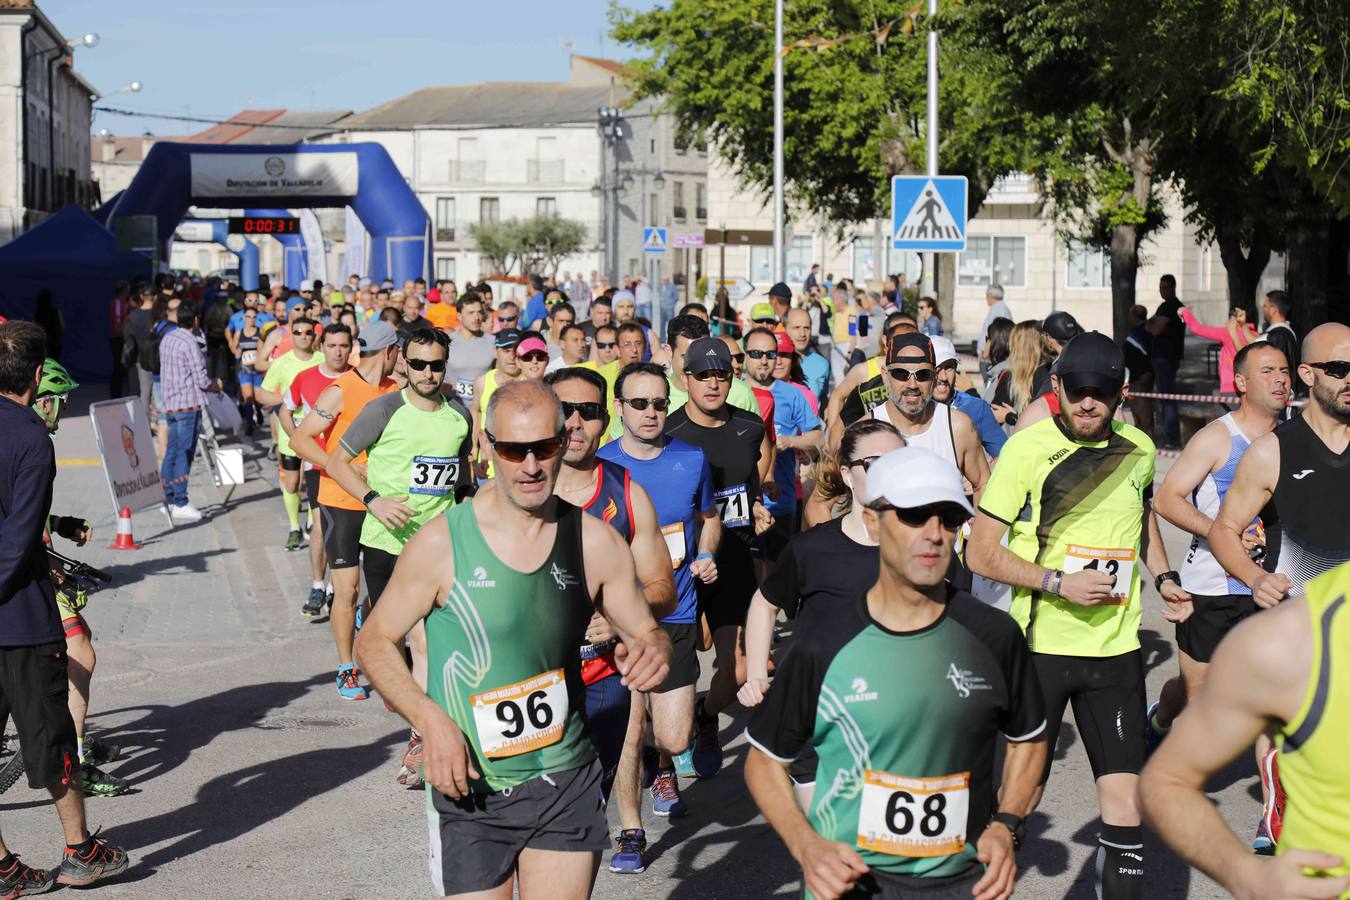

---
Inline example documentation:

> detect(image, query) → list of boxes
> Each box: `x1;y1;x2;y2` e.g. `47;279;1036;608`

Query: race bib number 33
857;770;969;858
470;669;568;759
1062;545;1136;601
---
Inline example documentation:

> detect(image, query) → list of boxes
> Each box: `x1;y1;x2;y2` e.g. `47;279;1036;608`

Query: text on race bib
456;379;475;400
1062;545;1136;602
857;770;970;858
715;484;750;528
470;669;568;759
409;455;458;496
661;522;686;567
241;350;257;367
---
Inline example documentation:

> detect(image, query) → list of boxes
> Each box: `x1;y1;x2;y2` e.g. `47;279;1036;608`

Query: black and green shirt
747;589;1045;884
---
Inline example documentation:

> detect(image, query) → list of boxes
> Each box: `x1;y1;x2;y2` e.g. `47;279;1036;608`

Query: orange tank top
316;370;399;509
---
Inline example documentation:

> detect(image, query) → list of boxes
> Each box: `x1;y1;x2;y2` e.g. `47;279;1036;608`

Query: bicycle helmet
36;358;79;398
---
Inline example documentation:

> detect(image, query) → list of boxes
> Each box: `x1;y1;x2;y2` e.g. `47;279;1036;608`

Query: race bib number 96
1062;545;1136;601
857;770;969;858
410;455;458;496
715;484;750;528
470;669;568;759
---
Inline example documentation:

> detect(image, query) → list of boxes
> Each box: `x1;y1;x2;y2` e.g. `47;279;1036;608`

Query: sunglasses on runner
519;352;549;364
887;366;936;383
690;370;732;383
405;358;446;373
883;504;968;530
560;401;606;422
596;341;617;350
497;315;519;325
622;397;670;412
1309;360;1350;379
293;329;314;337
745;349;778;361
485;430;566;462
731;353;745;365
846;455;881;472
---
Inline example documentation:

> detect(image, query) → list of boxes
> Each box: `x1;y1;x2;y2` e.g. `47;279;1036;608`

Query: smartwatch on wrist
1155;571;1181;593
989;812;1025;850
361;489;380;508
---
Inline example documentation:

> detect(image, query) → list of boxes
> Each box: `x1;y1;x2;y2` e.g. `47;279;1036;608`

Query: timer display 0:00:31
227;216;300;235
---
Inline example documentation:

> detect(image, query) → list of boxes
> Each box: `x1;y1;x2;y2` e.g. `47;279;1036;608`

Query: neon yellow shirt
260;350;320;456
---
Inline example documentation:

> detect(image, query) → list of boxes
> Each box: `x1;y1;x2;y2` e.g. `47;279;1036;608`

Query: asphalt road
0;390;1256;898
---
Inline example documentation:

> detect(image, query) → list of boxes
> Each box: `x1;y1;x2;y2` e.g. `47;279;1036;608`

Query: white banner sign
90;397;164;516
189;152;359;198
174;221;216;242
298;208;329;286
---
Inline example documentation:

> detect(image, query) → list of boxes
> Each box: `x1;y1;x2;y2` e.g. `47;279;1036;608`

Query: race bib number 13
470;669;568;759
857;770;969;858
715;484;750;528
1062;545;1136;601
410;455;458;496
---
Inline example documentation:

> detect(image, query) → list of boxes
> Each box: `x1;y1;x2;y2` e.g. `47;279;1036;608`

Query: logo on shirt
844;677;878;704
601;498;618;524
1292;469;1314;480
466;566;496;588
1047;447;1070;465
551;562;579;591
946;664;991;698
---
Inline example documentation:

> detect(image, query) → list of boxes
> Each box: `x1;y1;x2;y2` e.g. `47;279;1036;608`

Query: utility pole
924;0;939;298
772;0;785;283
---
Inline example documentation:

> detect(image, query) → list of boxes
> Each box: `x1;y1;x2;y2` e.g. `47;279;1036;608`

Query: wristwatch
1155;571;1181;593
361;489;380;508
988;812;1025;850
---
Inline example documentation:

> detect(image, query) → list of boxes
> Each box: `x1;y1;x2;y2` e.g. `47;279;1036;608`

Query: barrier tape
1126;390;1306;407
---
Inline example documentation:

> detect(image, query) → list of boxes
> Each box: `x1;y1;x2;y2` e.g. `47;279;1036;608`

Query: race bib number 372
409;455;458;496
857;770;970;858
470;669;568;759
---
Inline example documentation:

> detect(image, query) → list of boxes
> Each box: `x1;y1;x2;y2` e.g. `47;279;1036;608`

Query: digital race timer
227;216;300;235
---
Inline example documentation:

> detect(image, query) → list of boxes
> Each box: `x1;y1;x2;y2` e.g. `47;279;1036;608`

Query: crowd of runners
0;269;1348;899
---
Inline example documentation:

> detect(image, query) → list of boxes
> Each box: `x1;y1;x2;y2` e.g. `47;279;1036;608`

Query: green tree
469;216;589;278
469;219;526;276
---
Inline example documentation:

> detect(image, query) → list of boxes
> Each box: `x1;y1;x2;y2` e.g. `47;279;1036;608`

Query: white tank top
1180;414;1254;597
871;400;959;471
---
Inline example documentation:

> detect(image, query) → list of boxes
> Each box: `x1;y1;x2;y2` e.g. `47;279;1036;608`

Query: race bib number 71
715;484;750;528
857;770;970;858
470;669;568;759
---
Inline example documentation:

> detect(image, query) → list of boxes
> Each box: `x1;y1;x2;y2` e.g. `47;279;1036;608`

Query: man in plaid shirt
158;300;221;521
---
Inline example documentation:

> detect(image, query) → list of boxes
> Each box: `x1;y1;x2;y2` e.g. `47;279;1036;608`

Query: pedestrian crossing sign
643;227;668;254
891;176;968;251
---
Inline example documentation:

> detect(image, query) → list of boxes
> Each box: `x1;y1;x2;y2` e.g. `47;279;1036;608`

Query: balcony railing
696;206;707;221
673;205;687;222
435;226;456;242
526;159;566;183
448;159;486;184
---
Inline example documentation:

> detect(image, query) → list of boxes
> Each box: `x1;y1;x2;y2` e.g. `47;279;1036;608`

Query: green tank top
426;500;596;792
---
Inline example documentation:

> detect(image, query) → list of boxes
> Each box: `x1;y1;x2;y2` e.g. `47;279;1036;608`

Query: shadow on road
99;548;236;587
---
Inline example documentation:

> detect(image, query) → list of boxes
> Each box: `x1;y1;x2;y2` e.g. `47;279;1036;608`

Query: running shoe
55;831;128;887
671;747;698;779
692;703;723;778
301;588;327;619
284;529;303;552
81;764;130;798
609;829;647;874
650;770;688;817
0;855;55;897
1259;748;1285;847
82;736;120;767
1144;700;1168;756
397;732;424;787
1252;820;1274;855
336;665;368;701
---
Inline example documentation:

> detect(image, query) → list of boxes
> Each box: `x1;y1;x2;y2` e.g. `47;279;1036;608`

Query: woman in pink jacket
1180;304;1258;394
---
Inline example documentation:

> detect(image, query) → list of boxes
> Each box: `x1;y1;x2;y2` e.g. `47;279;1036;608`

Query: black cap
494;328;523;349
1042;310;1083;343
767;282;792;301
886;332;935;366
1055;332;1125;393
685;337;734;374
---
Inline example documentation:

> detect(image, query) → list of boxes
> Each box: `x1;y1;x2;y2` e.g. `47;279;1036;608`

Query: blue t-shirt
766;379;821;516
228;310;275;333
952;391;1006;458
598;436;714;624
801;350;830;402
524;292;549;329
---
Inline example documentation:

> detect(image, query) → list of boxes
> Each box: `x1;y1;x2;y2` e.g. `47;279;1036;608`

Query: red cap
775;331;795;355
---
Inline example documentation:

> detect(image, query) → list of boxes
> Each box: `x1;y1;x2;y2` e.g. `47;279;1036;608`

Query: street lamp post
772;0;785;283
596;107;626;288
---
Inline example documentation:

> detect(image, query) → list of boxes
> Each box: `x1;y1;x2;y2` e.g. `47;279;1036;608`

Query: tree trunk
1108;224;1139;342
1215;226;1271;320
937;252;956;337
1285;219;1330;333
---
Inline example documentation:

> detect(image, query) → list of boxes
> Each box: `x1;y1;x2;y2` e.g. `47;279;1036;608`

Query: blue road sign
891;176;968;251
643;226;668;254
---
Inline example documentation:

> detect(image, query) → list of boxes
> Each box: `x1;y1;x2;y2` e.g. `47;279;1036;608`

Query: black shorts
840;864;982;898
320;505;365;569
304;469;321;508
0;642;78;790
1033;650;1146;784
753;511;797;562
583;673;631;800
278;452;302;472
1176;593;1258;663
427;760;609;895
361;545;398;605
698;540;756;632
655;621;700;693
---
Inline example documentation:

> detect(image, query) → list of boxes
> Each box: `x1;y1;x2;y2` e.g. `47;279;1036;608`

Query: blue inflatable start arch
107;143;430;284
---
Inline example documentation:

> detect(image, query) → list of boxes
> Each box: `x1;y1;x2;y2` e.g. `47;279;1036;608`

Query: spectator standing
157;300;221;521
917;295;944;336
660;276;679;325
121;284;157;420
803;263;820;294
1261;289;1301;395
108;282;132;397
1151;274;1186;447
1121;304;1162;438
522;274;549;331
977;284;1013;369
1179;303;1257;395
0;321;129;894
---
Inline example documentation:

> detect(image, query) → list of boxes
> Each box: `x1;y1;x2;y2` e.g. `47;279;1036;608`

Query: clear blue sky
42;0;657;136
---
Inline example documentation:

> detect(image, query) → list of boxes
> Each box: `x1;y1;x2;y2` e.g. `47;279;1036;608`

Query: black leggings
361;546;399;606
1033;650;1146;784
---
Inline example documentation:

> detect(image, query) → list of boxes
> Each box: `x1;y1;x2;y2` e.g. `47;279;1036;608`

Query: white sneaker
169;502;204;521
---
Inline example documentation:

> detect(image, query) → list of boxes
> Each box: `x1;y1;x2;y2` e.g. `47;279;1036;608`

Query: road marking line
57;457;103;467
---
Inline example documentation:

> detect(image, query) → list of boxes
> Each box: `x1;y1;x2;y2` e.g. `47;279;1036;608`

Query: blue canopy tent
0;205;152;380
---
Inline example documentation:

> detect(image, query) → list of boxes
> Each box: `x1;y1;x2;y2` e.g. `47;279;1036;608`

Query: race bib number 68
857;770;969;858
